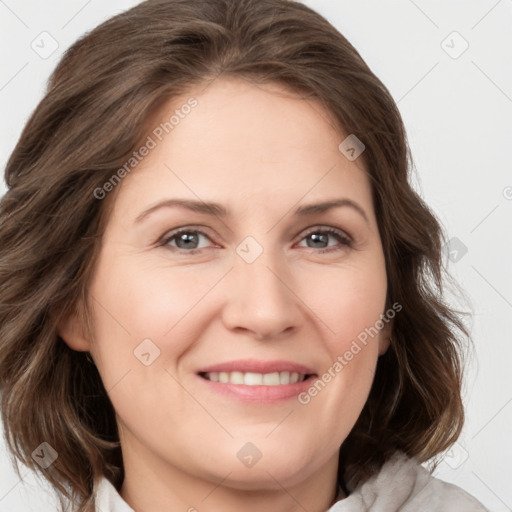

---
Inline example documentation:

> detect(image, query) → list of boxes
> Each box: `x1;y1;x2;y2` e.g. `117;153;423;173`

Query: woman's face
63;77;390;494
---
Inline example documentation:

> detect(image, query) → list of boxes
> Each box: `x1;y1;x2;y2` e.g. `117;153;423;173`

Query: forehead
112;77;374;222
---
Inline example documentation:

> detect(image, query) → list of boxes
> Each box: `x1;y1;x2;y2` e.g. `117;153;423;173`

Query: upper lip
197;359;317;375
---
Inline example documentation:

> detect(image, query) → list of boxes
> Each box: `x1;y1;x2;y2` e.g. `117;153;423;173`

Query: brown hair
0;0;472;510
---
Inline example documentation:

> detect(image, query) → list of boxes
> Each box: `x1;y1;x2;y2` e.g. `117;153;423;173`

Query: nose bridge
222;238;302;339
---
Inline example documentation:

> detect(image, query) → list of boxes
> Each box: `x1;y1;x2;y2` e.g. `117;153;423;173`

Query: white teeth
230;371;244;384
244;372;263;385
263;372;280;385
204;371;307;386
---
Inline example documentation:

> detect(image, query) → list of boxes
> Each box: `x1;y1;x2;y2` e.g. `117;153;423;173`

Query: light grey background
1;1;511;510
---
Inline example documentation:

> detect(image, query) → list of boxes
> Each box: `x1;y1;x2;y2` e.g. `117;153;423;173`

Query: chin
196;437;326;490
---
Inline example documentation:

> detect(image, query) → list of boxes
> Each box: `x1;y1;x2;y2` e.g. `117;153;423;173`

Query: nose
221;248;304;341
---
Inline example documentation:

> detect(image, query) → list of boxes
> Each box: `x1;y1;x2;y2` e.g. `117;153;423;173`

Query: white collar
95;477;134;512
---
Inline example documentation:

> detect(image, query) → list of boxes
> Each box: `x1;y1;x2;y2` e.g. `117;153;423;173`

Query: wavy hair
0;0;472;510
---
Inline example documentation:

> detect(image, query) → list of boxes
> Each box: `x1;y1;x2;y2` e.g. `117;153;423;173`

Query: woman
0;0;488;510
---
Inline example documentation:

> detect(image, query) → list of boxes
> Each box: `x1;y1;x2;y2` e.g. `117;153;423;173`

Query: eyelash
158;226;353;255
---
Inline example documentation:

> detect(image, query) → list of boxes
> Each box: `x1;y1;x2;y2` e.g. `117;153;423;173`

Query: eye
159;225;352;255
160;228;214;253
296;227;352;254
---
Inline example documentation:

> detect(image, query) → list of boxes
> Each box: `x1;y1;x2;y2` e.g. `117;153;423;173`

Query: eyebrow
135;198;369;224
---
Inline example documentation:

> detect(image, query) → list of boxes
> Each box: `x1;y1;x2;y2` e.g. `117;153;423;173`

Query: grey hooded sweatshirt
94;451;489;511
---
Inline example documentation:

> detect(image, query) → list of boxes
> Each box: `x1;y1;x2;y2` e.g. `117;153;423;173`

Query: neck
119;434;343;512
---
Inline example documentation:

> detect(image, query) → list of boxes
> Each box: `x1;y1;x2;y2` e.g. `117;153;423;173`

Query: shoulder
94;476;134;512
330;451;489;511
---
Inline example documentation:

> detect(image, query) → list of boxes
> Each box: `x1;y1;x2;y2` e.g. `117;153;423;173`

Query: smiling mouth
199;371;315;386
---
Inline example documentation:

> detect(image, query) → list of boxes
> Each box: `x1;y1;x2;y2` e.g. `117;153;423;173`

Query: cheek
85;254;202;420
308;262;387;354
301;268;386;432
86;248;223;366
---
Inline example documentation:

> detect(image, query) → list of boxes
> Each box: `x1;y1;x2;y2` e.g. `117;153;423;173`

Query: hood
328;450;489;511
93;450;488;511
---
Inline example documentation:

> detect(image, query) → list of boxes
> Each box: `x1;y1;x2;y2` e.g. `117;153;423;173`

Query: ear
57;307;91;352
378;319;393;356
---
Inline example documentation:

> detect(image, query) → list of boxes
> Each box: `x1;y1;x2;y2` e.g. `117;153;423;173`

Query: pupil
309;233;327;248
177;232;198;249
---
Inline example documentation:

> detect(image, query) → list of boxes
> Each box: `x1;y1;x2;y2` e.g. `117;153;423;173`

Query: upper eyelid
300;225;351;240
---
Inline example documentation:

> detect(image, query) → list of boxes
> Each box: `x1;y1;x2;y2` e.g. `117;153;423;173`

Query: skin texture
60;77;391;512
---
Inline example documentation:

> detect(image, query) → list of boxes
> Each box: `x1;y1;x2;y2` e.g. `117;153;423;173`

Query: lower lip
197;374;317;402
